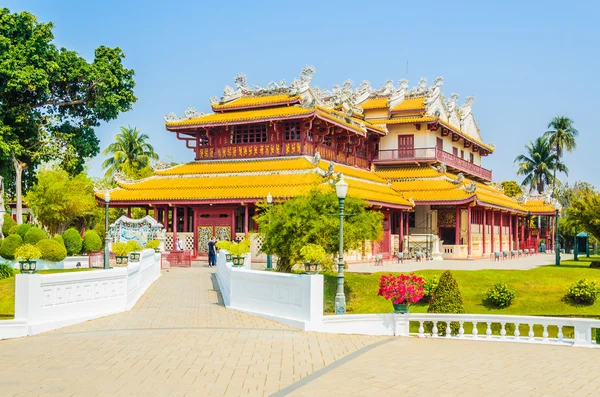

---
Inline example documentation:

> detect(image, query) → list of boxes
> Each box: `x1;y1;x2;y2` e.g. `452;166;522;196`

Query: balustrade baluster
446;321;452;338
542;325;549;342
528;324;535;340
557;326;564;343
486;322;492;339
514;323;520;340
459;321;465;338
500;323;507;339
472;322;478;338
432;321;438;338
418;321;424;337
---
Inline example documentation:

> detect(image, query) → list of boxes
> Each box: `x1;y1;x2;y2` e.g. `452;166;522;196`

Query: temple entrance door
439;227;456;245
197;224;231;254
194;210;235;256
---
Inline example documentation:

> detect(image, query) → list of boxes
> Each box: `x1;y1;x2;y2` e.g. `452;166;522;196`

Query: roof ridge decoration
463;181;477;194
310;151;321;165
316;161;336;178
450;173;465;185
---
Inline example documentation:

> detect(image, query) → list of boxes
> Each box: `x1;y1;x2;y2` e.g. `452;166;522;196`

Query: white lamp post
104;191;111;270
266;192;273;270
335;175;349;314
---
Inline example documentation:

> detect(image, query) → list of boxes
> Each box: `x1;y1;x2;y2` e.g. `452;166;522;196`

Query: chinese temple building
98;67;558;260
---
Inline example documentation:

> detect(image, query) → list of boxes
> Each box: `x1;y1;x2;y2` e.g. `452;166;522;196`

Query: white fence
0;249;161;340
216;251;323;330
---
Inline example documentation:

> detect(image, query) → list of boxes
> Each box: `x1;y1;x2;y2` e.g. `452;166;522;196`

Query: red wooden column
499;212;504;252
490;211;495;253
482;209;487;255
509;213;513;251
467;206;472;258
399;211;404;252
193;209;198;257
152;207;157;221
455;207;461;245
520;217;525;250
244;205;249;236
173;206;178;249
183;207;188;233
127;207;131;218
405;212;409;237
163;206;168;231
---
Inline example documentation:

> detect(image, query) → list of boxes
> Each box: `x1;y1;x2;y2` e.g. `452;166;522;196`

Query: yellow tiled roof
211;94;300;110
391;97;426;112
156;157;313;176
318;161;387;184
360;98;388;109
368;116;436;125
346;179;412;206
165;106;313;127
438;119;494;152
315;107;366;136
524;200;556;214
363;119;387;134
375;166;441;180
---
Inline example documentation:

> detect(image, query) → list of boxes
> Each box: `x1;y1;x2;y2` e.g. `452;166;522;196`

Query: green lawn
324;256;600;318
0;268;97;319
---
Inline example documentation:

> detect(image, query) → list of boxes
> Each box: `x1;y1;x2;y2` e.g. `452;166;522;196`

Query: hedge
83;230;102;253
24;227;48;245
16;223;31;239
36;239;68;262
0;234;23;260
63;228;83;256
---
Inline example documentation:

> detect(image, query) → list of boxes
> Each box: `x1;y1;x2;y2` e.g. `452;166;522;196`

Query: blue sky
4;0;599;187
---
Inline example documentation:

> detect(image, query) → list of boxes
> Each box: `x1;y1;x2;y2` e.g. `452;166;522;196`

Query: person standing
176;237;183;251
207;237;217;267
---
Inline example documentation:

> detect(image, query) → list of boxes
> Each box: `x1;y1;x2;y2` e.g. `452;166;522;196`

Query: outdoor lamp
335;175;349;199
104;191;111;270
266;192;273;204
266;192;273;270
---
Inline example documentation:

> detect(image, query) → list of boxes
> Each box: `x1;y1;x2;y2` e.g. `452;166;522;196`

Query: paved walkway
1;263;598;396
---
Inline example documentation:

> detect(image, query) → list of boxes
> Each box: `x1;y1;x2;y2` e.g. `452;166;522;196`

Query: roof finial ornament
234;73;248;90
464;182;477;194
311;151;321;165
164;112;181;122
184;108;204;119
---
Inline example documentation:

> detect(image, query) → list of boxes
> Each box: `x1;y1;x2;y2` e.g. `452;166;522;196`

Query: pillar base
467;255;473;260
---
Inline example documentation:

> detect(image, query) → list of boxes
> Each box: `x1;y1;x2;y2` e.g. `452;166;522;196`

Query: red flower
377;273;425;306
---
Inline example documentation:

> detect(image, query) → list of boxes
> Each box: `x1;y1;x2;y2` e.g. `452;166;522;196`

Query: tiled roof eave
211;99;301;111
165;112;314;129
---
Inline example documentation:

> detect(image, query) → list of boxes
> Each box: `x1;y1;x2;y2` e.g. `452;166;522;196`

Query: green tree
25;168;97;235
544;116;578;195
255;188;383;273
0;8;136;223
427;270;464;335
564;191;600;241
500;181;522;198
514;136;567;194
102;126;158;179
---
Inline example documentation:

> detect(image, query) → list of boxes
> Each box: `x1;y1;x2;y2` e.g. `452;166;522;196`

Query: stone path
1;264;599;396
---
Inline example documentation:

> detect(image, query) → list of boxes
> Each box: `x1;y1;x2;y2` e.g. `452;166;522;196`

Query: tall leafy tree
515;136;567;194
565;190;600;241
0;8;136;223
255;188;383;273
101;126;158;179
544;116;578;195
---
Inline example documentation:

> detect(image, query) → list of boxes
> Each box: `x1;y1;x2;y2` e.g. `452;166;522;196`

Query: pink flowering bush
377;273;425;306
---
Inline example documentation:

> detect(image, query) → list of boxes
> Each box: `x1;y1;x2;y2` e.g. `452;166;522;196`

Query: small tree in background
256;188;383;273
63;228;83;256
427;270;465;335
500;181;522;198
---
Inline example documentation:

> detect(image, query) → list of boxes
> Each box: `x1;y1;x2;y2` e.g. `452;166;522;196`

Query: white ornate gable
458;96;482;141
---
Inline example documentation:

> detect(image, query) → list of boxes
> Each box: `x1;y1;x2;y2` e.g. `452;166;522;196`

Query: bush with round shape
0;234;23;260
427;270;464;335
83;230;102;253
63;228;83;256
566;279;599;305
24;227;48;245
16;223;31;239
14;244;42;261
112;242;129;257
53;235;65;246
485;283;516;308
2;213;17;236
36;239;67;262
126;240;143;253
8;225;19;235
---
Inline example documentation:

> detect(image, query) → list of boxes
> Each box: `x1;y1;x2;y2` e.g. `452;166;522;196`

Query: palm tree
514;136;567;194
544;116;578;195
102;126;159;178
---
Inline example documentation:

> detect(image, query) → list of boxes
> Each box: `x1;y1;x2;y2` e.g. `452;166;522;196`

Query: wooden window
323;135;333;147
461;150;464;159
284;121;301;141
452;147;458;156
231;123;267;144
470;153;474;163
436;137;443;150
397;134;414;158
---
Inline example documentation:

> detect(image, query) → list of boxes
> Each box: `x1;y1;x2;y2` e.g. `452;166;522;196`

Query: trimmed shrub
24;227;48;245
82;230;102;253
0;263;14;280
589;261;600;269
126;240;143;253
16;223;31;239
2;213;17;236
427;270;464;335
14;244;42;261
63;228;83;256
485;283;516;308
53;235;65;246
422;276;439;303
0;234;23;260
36;239;67;262
8;225;18;235
566;279;599;305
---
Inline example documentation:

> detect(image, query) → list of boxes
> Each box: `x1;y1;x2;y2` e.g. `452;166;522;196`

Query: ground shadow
210;273;225;307
560;294;595;308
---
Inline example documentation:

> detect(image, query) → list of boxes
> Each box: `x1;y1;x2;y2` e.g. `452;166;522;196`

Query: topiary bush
53;234;65;246
14;244;42;261
427;270;464;335
36;239;68;262
566;279;599;305
82;230;102;253
2;213;17;236
8;225;18;235
62;228;83;256
0;262;14;280
16;223;31;239
485;283;516;308
0;234;23;259
421;276;439;303
24;227;48;245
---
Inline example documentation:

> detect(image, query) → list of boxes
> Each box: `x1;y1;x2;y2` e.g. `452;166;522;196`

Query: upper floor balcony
374;147;492;181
